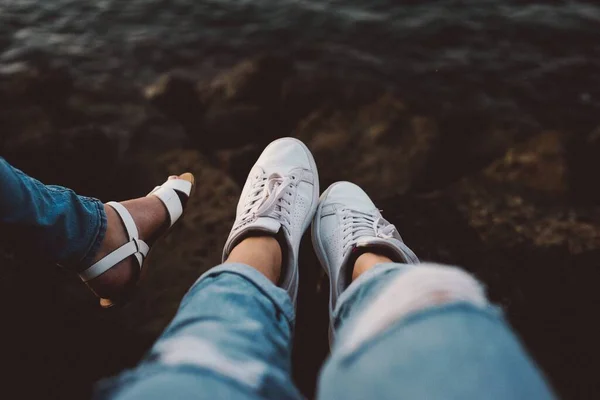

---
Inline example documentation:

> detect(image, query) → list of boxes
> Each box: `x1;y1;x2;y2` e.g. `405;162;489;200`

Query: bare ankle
226;235;282;284
86;197;168;298
84;205;138;298
352;252;394;281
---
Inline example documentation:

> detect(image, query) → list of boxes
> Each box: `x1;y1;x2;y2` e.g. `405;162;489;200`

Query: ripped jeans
95;263;556;399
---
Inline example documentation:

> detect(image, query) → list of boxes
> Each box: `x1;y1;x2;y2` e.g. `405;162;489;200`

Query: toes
168;174;194;184
178;172;195;185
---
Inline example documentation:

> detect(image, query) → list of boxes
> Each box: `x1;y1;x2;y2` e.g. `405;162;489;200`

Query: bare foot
84;174;192;305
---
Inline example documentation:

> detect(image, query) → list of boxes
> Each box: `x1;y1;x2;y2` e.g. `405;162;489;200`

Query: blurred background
1;1;600;399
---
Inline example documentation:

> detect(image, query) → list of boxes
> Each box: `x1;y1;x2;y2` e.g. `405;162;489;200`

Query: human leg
313;182;556;400
0;157;194;305
94;257;301;400
95;137;319;399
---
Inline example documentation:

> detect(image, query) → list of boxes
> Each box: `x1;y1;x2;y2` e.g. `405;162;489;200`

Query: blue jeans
0;157;106;268
95;262;556;399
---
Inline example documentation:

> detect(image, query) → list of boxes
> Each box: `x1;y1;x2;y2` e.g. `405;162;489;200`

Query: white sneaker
312;181;419;319
223;137;320;305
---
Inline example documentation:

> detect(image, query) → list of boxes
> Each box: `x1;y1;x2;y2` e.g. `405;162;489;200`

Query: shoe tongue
223;217;283;263
252;216;281;234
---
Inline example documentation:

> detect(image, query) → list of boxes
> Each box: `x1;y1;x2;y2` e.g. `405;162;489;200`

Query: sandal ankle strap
79;202;149;282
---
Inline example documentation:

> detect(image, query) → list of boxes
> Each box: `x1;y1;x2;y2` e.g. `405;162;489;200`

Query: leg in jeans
318;261;557;400
95;138;319;399
94;260;301;399
0;157;106;267
312;182;556;400
0;156;192;303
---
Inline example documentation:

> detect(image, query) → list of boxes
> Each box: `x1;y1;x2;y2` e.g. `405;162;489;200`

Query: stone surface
1;56;599;400
147;55;298;151
484;131;568;193
295;94;439;198
568;125;600;205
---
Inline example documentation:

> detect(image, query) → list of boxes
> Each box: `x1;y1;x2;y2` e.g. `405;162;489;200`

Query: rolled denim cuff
187;263;296;326
76;197;107;270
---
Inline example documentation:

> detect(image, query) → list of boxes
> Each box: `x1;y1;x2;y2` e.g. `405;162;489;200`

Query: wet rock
215;144;262;186
296;94;439;198
147;55;297;151
567;126;600;205
0;61;170;198
0;34;9;53
144;71;203;134
453;177;599;253
200;55;293;105
146;57;396;161
0;59;73;110
407;96;542;192
2;125;120;196
484;131;568;194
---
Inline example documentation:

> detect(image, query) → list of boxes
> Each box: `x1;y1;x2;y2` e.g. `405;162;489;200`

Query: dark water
2;0;600;129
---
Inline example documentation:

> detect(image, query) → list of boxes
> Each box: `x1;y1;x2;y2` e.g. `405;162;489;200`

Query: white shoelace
236;172;296;233
341;208;397;257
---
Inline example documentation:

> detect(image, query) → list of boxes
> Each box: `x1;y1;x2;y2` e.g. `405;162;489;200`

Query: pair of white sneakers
223;138;419;317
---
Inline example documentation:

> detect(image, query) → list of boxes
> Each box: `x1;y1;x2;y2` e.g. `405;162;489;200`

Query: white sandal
78;174;195;308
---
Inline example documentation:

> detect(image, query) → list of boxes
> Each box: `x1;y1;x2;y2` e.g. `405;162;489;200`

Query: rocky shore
1;55;599;399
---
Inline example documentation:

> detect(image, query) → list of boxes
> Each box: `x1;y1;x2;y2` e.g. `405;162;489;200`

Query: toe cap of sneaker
257;137;314;174
321;181;377;213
